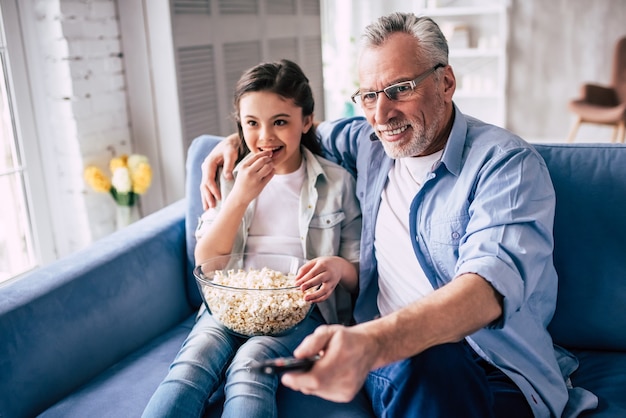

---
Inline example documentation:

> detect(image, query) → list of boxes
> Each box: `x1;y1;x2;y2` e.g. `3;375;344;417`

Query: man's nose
373;93;395;124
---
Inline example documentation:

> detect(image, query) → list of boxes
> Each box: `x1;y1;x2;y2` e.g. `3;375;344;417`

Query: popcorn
202;267;311;336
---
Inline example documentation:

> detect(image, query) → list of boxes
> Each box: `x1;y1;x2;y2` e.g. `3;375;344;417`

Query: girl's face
239;91;313;174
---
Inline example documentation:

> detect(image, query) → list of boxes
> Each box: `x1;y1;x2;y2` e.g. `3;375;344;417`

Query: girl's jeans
142;308;324;418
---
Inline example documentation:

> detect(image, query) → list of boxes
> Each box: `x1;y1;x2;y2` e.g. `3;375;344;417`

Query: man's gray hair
361;12;449;66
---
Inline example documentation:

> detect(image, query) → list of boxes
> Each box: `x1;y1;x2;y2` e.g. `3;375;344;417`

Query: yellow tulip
132;162;152;194
109;155;128;173
127;154;149;174
84;166;111;193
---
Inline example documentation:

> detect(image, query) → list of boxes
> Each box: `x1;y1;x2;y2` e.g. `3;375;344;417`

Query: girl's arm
194;151;274;262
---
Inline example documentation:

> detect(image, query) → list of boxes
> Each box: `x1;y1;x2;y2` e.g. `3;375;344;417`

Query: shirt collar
301;146;327;185
439;103;468;177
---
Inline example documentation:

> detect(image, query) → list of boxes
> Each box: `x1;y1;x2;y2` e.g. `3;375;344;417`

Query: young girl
142;59;361;418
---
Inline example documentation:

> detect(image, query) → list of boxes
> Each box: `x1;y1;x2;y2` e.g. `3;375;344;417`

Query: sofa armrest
0;200;192;418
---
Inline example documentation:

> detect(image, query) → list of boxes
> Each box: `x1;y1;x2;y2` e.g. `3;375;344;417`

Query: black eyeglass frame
350;63;446;106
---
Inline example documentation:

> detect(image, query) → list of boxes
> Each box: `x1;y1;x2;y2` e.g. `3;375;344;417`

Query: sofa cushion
41;314;374;418
534;144;626;351
40;315;198;417
571;350;626;417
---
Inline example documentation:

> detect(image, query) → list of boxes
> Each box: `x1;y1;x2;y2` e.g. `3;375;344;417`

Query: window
0;5;36;283
0;1;55;284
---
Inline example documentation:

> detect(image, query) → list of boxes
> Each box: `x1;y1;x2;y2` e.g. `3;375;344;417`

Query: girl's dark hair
233;59;322;157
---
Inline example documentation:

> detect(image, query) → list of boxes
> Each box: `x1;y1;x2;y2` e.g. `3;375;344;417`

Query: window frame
1;0;56;279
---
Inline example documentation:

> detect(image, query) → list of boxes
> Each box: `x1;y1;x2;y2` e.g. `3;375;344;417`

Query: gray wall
507;0;626;141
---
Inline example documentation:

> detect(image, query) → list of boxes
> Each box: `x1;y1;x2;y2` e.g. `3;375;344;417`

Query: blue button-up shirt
316;107;597;417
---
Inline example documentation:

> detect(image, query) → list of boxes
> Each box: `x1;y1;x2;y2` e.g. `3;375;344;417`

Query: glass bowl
194;253;312;337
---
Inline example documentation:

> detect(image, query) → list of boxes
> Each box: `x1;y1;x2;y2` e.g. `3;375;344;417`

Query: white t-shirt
375;150;443;316
246;161;306;258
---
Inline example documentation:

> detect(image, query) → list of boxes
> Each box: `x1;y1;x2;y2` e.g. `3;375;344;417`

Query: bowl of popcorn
194;253;313;337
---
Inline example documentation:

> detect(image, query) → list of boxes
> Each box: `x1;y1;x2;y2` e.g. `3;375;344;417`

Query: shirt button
452;232;460;239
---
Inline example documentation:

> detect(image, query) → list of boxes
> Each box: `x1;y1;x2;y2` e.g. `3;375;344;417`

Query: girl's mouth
259;145;284;155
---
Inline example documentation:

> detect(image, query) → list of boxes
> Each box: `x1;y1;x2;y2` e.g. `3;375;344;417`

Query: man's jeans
365;341;533;418
142;309;324;418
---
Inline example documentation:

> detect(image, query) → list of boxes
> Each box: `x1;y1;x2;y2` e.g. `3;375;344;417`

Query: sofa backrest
184;137;626;351
534;143;626;351
185;135;223;308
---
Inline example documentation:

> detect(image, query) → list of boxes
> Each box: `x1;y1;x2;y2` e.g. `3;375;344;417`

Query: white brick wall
31;0;133;255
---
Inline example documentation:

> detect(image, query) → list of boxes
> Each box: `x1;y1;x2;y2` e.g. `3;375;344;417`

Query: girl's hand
296;257;344;304
228;151;275;206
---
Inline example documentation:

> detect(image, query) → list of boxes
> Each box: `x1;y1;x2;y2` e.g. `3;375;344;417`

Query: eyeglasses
351;63;445;108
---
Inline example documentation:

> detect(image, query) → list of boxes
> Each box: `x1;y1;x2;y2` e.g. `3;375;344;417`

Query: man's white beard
379;96;446;159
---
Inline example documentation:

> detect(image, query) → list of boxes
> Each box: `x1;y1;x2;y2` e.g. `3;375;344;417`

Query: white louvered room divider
171;0;325;152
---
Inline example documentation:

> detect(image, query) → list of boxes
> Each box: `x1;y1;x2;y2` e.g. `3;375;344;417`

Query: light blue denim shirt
196;146;362;325
316;107;597;417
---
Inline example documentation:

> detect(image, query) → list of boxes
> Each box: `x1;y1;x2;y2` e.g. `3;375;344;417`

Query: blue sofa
1;135;625;417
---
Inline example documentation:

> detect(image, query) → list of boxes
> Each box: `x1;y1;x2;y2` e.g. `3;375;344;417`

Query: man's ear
442;66;456;102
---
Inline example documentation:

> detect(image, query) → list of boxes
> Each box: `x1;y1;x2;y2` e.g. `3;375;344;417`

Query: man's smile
378;124;410;141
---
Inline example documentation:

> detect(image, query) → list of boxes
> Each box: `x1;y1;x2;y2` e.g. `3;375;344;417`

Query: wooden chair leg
611;125;618;143
567;117;581;142
617;121;626;143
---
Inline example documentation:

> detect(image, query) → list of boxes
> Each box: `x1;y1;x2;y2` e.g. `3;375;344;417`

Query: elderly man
201;12;596;418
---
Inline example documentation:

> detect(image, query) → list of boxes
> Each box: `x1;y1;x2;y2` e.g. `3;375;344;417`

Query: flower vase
116;205;139;230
